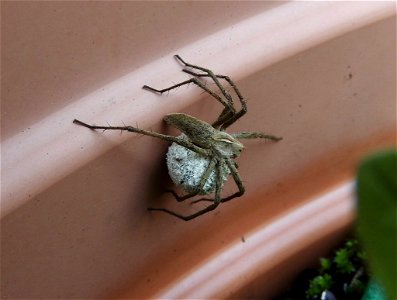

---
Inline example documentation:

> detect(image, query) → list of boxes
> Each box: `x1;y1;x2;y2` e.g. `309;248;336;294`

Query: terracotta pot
1;2;395;299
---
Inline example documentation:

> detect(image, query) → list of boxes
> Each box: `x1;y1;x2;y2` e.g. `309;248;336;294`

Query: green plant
275;237;369;300
357;148;397;300
306;274;333;298
305;238;368;300
277;149;396;300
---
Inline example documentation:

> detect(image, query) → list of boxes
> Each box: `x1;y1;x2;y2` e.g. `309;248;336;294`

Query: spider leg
218;158;245;203
165;190;199;202
180;65;247;130
191;157;245;205
165;156;218;202
215;75;247;130
148;161;223;221
142;78;233;112
190;197;214;204
181;69;235;129
73;119;209;156
232;132;283;142
181;69;234;106
175;55;233;104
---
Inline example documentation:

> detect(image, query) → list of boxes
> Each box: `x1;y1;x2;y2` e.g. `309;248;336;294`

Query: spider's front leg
142;76;232;114
72;119;209;156
181;69;235;129
178;62;247;130
232;132;283;142
143;55;242;129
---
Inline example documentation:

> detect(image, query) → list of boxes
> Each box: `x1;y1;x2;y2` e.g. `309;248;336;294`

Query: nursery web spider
73;55;282;221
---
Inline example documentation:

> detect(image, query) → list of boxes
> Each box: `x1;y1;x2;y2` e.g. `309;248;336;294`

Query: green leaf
357;148;397;300
320;258;331;272
334;248;355;274
306;274;333;299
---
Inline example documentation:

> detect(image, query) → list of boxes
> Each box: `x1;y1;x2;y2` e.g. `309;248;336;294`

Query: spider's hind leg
148;160;223;221
218;158;245;203
193;158;245;205
164;157;218;202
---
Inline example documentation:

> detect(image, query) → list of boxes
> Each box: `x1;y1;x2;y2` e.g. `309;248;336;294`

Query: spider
73;55;282;221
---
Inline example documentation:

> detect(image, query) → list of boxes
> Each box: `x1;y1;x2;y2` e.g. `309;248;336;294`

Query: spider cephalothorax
165;113;244;157
73;55;282;221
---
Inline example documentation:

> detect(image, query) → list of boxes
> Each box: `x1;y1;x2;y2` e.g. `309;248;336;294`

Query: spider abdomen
166;135;230;195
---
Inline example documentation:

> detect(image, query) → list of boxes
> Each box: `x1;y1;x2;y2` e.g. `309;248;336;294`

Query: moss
276;237;369;300
306;274;333;299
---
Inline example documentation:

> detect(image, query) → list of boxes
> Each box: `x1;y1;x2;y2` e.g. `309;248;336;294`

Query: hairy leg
219;158;245;203
73;119;209;156
174;55;234;106
232;132;282;142
142;78;233;113
175;55;243;130
192;158;245;204
165;156;218;202
179;63;248;130
148;160;223;221
181;69;235;129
